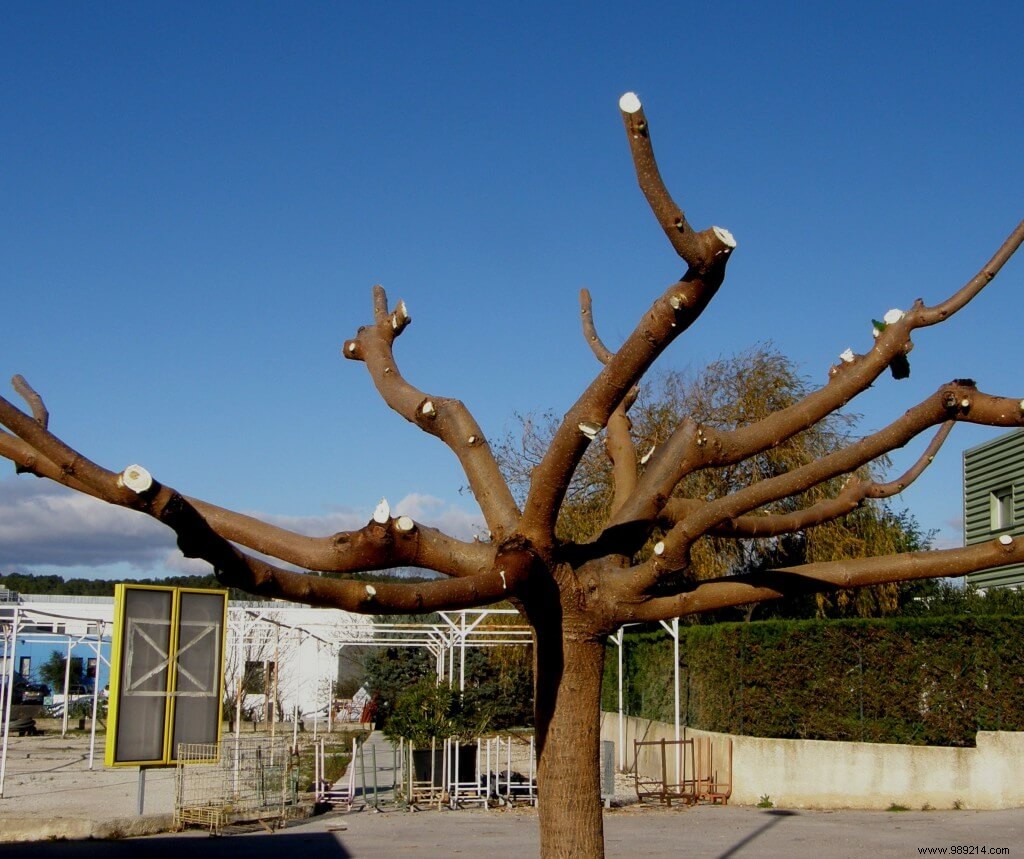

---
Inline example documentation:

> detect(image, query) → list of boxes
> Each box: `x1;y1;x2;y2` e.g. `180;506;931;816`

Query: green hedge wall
602;617;1024;746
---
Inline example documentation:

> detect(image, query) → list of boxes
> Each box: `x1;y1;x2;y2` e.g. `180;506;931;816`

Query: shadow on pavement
717;809;799;859
0;831;350;859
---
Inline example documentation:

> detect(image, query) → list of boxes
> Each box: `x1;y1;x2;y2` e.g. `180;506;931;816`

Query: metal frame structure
174;735;298;833
1;603;111;797
610;618;683;778
364;609;533;691
3;598;534;805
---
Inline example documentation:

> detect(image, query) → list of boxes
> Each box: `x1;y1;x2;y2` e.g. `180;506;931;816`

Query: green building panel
963;428;1024;589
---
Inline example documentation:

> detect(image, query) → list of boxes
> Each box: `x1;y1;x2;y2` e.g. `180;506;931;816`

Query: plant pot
451;743;478;784
411;747;445;787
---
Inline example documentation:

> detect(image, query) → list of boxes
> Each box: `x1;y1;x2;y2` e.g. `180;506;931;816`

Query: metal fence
174;736;299;833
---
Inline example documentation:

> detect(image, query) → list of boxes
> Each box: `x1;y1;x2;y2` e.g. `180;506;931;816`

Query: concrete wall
601;712;1024;810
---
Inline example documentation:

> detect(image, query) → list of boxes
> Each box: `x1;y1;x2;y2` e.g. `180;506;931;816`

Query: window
990;486;1014;530
86;657;97;679
19;656;31;677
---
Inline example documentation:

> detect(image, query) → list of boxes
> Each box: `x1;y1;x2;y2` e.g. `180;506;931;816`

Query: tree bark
534;617;607;859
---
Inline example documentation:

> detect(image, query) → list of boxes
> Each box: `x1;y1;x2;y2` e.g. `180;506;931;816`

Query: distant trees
0;571;255;598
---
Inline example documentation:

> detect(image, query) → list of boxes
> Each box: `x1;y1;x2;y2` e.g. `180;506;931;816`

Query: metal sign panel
105;585;227;768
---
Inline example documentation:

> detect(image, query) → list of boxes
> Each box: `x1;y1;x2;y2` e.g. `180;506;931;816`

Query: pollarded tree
2;93;1023;859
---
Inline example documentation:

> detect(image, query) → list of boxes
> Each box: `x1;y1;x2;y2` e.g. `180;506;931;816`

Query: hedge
602;616;1024;746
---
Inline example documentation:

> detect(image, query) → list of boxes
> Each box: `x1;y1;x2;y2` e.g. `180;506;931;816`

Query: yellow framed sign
104;584;228;767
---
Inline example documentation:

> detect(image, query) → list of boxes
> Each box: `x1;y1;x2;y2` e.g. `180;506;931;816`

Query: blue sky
2;2;1022;580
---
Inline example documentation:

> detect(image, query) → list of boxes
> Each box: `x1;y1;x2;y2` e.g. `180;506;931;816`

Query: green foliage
363;645;436;727
605;615;1024;747
37;651;88;691
383;678;493;745
901;579;1024;617
757;794;774;808
364;616;533;732
67;695;106;721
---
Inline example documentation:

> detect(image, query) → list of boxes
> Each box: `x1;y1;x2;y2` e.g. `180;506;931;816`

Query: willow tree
2;93;1023;858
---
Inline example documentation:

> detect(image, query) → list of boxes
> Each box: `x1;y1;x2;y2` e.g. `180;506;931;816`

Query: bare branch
192;497;493;576
0;392;133;501
913;220;1024;326
609;224;1024;535
0;389;493;579
630;385;1023;591
618;92;735;269
147;490;527;614
520;97;742;543
622;534;1024;624
343;285;521;539
11;375;48;428
523;275;734;541
658;421;955;539
865;420;955;498
579;288;639;518
0;431;105;500
579;288;614;364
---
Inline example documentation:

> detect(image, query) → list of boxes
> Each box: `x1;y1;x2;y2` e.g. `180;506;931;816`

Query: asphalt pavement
1;803;1022;858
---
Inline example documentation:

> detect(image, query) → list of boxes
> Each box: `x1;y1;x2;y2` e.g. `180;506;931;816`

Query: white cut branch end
118;464;153;494
999;534;1013;545
712;226;737;249
373;498;391;524
640;445;656;465
396;516;415;532
578;421;602;440
619;92;642;114
365;585;377;597
653;541;665;556
421;400;436;417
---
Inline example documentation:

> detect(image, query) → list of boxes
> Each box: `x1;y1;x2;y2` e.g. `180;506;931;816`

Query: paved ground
2;803;1022;858
1;727;1022;857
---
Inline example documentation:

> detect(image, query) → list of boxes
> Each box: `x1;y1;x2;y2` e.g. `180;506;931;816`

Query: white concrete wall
601;712;1024;810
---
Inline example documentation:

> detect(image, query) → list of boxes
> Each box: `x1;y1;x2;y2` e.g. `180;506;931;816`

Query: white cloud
392;493;485;540
0;477;487;577
0;476;174;569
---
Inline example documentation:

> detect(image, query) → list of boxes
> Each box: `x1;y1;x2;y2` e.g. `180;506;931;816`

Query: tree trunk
534;620;607;859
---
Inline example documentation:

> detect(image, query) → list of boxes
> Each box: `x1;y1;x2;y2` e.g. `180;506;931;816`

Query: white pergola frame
1;604;112;797
2;600;535;801
610;618;684;780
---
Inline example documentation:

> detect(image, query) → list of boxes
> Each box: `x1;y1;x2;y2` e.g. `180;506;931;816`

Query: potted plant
384;678;492;788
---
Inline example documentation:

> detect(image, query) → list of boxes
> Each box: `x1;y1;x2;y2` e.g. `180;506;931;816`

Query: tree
1;93;1022;858
498;345;933;620
364;623;533;732
37;651;88;692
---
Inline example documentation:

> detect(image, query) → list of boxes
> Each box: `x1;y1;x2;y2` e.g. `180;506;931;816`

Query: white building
1;592;374;719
